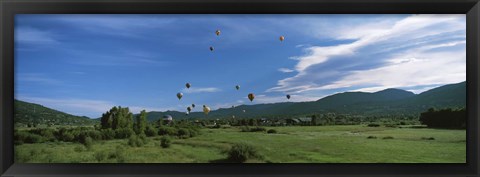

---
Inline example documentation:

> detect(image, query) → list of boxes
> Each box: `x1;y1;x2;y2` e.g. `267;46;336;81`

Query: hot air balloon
286;94;291;99
235;85;240;90
210;46;214;51
203;105;211;115
215;30;221;36
177;92;183;100
186;83;191;89
242;110;246;113
187;107;192;112
192;104;195;108
248;93;255;102
279;36;285;41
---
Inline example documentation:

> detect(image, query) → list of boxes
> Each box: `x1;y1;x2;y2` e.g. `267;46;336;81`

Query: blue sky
15;14;466;118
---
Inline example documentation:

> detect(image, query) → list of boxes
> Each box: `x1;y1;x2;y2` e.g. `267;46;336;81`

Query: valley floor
15;125;466;163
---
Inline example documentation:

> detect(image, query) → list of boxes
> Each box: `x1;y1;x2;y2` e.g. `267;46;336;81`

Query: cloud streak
278;68;295;73
268;14;466;94
182;87;221;94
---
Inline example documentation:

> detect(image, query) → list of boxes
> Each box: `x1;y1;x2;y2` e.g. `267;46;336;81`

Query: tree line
419;108;466;129
15;106;200;147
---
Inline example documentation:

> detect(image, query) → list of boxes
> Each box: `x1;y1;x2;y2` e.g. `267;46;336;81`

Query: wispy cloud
16;73;61;85
15;27;59;44
278;68;294;73
182;87;221;93
52;15;177;38
268;14;466;93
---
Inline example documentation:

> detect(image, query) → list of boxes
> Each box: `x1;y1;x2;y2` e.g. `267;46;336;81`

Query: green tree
100;106;134;130
134;110;147;134
311;114;317;126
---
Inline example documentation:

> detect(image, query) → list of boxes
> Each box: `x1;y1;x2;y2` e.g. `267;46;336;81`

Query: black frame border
1;0;479;176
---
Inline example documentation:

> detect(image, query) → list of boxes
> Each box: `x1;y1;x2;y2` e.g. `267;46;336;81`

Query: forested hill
144;81;466;121
14;100;97;127
15;81;466;124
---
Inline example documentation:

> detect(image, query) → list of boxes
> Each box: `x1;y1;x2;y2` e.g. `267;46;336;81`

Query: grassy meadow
15;125;466;163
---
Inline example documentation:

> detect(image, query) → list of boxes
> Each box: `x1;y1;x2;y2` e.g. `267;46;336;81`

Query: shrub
367;136;377;139
74;146;84;152
60;132;75;142
115;128;135;139
115;145;126;162
94;150;108;162
139;133;148;144
367;123;380;127
382;136;394;140
25;133;46;143
385;124;398;128
267;129;277;134
241;126;266;132
240;126;251;132
128;135;144;147
83;137;93;150
29;128;56;142
177;128;190;138
250;127;266;132
145;125;157;137
227;143;262;163
188;128;199;137
158;127;177;136
101;129;115;140
87;130;103;141
15;130;47;144
160;136;172;148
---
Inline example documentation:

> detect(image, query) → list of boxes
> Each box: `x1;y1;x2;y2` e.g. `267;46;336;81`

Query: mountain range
15;81;466;124
142;81;466;121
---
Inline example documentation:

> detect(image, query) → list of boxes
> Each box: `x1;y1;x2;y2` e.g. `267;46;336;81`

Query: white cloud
182;87;221;93
319;44;465;92
268;14;466;93
278;68;294;73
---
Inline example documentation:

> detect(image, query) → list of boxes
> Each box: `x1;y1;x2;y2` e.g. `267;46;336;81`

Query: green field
15;125;466;163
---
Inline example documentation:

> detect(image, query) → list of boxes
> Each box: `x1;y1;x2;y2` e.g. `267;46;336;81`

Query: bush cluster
267;129;277;134
382;136;394;140
227;143;262;163
158;126;200;138
160;136;172;148
241;126;267;132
